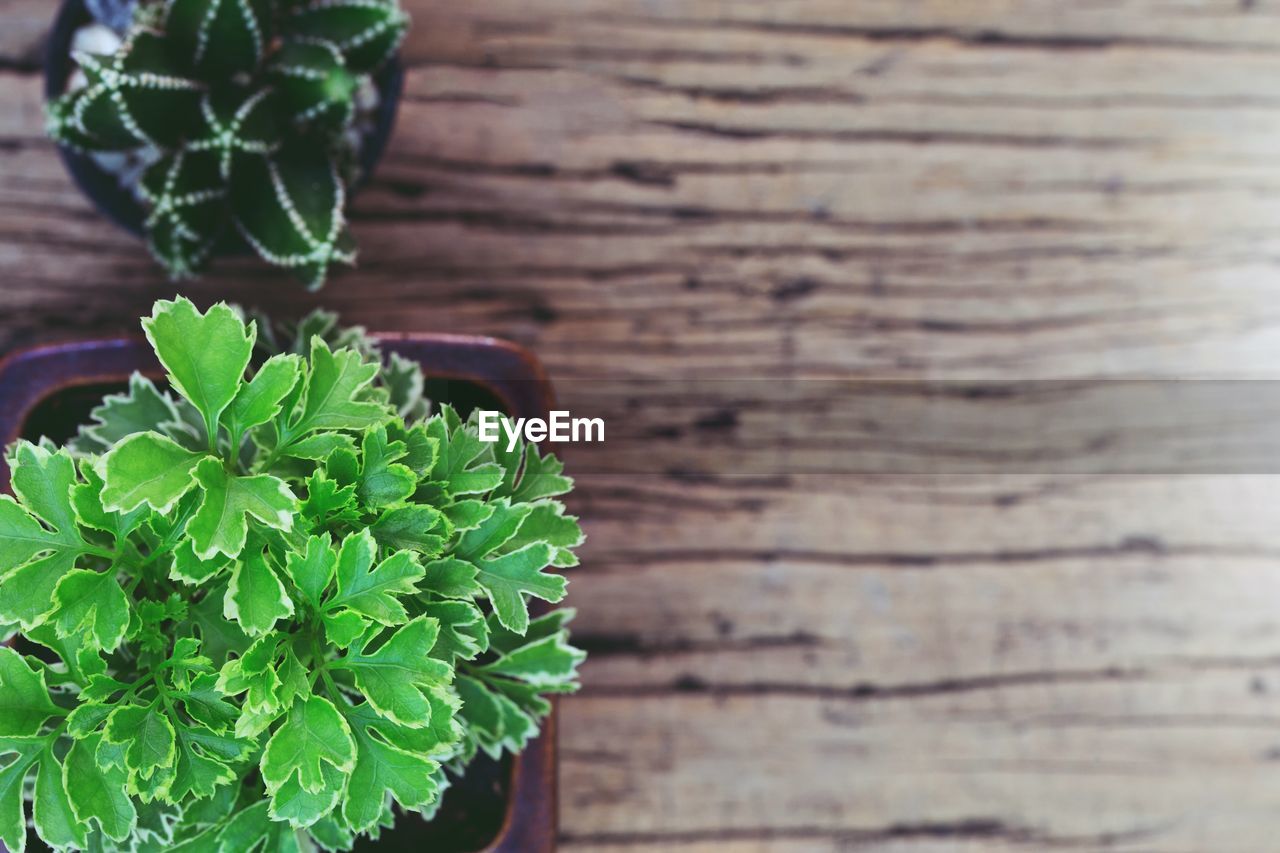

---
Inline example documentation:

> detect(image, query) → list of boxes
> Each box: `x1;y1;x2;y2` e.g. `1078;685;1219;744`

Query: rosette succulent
46;0;409;287
0;298;584;850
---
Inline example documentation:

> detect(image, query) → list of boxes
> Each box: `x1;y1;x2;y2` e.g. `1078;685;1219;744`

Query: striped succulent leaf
231;144;357;289
283;0;409;73
166;0;274;77
186;88;284;178
69;31;203;150
140;149;228;278
45;89;103;152
268;39;357;131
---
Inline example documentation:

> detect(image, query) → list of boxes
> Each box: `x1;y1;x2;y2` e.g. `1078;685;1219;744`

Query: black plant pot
43;0;405;241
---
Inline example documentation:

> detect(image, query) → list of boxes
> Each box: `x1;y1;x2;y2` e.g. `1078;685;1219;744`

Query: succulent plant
47;0;409;288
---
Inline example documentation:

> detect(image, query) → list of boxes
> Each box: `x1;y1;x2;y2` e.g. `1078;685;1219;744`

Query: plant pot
43;0;405;240
0;334;558;853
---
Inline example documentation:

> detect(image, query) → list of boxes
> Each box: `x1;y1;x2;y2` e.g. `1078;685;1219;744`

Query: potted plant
0;299;584;851
44;0;407;288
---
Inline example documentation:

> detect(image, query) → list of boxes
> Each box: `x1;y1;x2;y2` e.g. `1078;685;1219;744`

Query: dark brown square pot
0;334;558;853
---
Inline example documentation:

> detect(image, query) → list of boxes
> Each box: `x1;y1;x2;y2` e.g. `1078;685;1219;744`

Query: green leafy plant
46;0;409;288
0;298;584;850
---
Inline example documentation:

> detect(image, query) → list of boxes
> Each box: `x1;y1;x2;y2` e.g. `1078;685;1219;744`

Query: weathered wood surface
7;0;1280;849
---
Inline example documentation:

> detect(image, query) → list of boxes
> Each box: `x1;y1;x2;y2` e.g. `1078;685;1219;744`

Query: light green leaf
473;631;586;687
268;761;345;829
65;733;137;842
142;298;255;442
473;543;566;634
419;557;481;599
261;696;355;795
224;545;294;636
104;703;176;782
227;353;302;436
99;432;204;514
0;444;96;630
71;462;147;541
322;609;367;648
70;371;185;455
285;534;335;609
357;426;415;508
328;531;423;624
0;648;61;735
169;540;229;585
504;502;585;568
368;505;449;556
338;617;453;728
34;745;87;850
454;500;532;563
420;600;487;662
426;411;503;496
288;338;386;437
281;432;355;461
0;737;41;853
189;458;296;560
51;569;130;652
342;722;440;833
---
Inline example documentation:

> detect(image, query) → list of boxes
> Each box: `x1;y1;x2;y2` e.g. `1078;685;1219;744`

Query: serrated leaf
300;470;360;529
327;530;423;624
322;609;367;648
453;500;532;563
188;581;252;665
473;543;566;635
72;462;147;542
142;298;255;442
34;745;87;850
495;441;574;504
51;569;130;652
99;432;204;514
268;760;345;829
442;499;493;532
0;444;98;629
70;372;184;455
227;353;302;437
419;557;481;599
339;617;452;728
286;534;336;609
65;733;137;842
104;703;177;782
473;631;586;687
169;540;230;585
368;505;449;556
504;501;585;568
262;696;355;795
283;432;355;461
420;600;487;662
224;544;294;636
426;411;503;496
189;458;296;560
342;721;440;833
288;338;387;437
0;737;41;853
0;649;60;736
357;426;415;508
177;672;239;732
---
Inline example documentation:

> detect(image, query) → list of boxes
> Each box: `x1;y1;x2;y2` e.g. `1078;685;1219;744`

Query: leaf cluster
0;298;584;851
46;0;409;288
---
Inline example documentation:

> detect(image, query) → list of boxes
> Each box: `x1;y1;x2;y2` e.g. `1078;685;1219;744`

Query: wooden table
7;1;1280;849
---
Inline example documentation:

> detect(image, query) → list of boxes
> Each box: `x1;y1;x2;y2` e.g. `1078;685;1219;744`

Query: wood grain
6;0;1280;849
